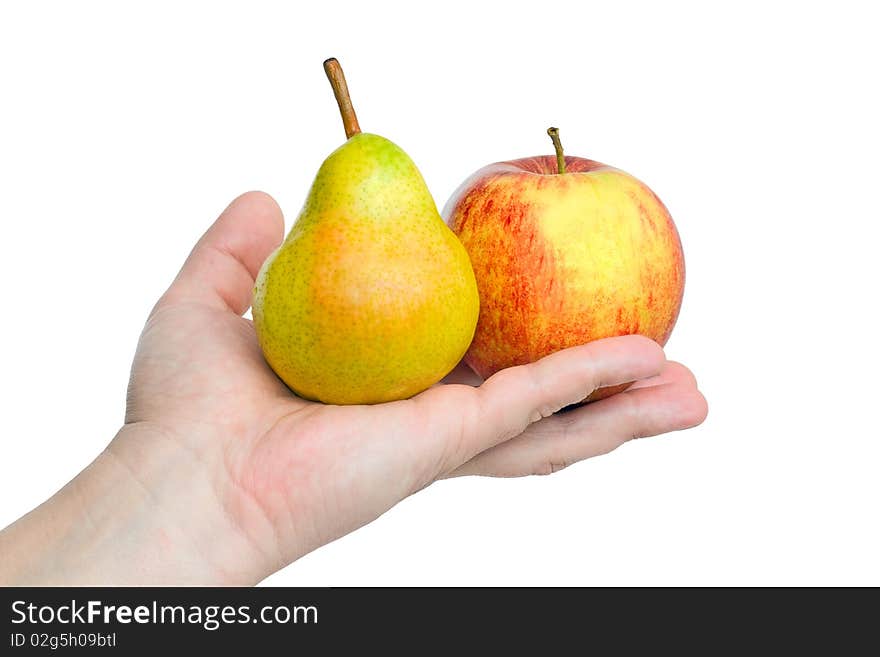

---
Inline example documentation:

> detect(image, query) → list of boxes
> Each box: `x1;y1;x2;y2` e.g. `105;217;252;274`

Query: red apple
443;129;685;401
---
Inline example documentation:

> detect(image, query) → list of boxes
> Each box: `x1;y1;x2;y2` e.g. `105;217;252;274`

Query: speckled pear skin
253;133;479;405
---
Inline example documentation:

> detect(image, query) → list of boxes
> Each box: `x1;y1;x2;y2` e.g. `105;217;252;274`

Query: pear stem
547;127;566;174
323;58;361;139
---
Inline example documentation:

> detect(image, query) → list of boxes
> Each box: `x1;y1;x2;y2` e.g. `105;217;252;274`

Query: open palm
114;192;706;584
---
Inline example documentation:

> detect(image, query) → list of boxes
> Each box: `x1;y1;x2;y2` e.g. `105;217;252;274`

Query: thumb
159;191;285;315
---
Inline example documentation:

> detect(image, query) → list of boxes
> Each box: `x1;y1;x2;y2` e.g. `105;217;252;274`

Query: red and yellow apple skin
443;155;685;402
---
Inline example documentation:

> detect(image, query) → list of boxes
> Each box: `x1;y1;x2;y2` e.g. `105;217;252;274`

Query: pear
253;59;479;405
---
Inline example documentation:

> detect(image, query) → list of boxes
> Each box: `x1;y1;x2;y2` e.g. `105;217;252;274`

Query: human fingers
159;191;284;315
414;335;667;473
627;360;698;391
448;363;707;477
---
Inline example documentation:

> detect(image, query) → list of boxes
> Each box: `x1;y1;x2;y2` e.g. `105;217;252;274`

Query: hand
0;192;707;585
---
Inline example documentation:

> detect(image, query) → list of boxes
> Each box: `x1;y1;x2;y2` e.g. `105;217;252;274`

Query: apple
443;128;685;401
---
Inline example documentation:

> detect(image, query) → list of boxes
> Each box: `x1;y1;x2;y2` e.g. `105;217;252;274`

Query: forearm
0;425;267;586
1;449;140;585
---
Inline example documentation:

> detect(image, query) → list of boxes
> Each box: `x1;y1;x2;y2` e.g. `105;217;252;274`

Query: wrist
0;424;272;585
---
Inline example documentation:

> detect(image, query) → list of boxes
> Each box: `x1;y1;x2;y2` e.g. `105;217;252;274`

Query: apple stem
547;127;566;174
323;58;361;139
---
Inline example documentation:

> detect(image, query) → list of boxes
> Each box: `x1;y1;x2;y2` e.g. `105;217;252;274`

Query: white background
1;1;877;585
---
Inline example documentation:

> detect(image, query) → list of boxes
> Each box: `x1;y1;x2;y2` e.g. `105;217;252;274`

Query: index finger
415;334;667;472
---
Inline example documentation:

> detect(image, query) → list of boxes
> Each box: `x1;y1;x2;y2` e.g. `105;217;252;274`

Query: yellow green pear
253;59;479;405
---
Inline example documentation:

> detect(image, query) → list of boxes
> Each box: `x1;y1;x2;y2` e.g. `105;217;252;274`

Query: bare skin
0;192;707;585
